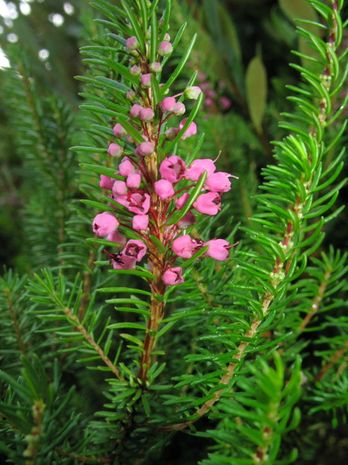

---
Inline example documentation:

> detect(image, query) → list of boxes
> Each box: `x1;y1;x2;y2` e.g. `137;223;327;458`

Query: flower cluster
92;33;234;287
195;70;232;113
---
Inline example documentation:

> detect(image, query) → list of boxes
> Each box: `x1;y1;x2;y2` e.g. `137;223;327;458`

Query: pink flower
107;230;126;245
160;96;176;113
126;36;138;50
193;192;221;216
175;193;189;209
92;212;119;237
122;239;147;262
112;254;136;270
154;179;175;200
130;104;143;118
139;107;154;122
128;192;151;214
162;267;184;286
185;86;202;100
173;102;186;116
172;235;203;259
113;123;126;138
179;119;197;140
99;175;114;190
185;159;216;181
219;96;232;110
113;193;129;209
112;180;128;196
108;143;123;158
126;173;141;189
205;172;232;193
160;155;186;183
205;239;230;261
141;73;152;87
119;157;136;176
158;41;173;56
132;214;149;231
136;141;155;156
178;211;195;228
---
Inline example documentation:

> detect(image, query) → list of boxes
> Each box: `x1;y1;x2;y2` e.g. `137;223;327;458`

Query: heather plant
0;1;347;464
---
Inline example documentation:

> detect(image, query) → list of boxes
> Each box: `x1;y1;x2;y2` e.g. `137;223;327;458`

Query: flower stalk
90;3;234;383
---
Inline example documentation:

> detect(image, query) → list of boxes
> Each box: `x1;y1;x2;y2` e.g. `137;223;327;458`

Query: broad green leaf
279;0;318;25
245;55;267;134
279;0;320;66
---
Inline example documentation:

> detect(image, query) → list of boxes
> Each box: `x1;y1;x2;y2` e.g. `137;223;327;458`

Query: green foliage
200;354;302;465
0;0;347;464
2;49;78;269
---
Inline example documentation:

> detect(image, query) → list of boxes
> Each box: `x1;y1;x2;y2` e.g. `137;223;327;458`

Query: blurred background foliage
0;0;347;464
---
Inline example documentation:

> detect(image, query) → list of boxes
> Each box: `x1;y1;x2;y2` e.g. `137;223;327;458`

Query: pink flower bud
150;62;162;73
141;73;151;87
108;143;123;158
130;104;143;118
112;180;128;196
178;211;196;228
113;123;126;138
160;96;176;113
185;158;216;181
128;192;151;214
154;179;175;200
99;175;114;190
162;267;184;286
205;97;214;108
205;239;230;261
173;102;186;116
122;239;147;262
119;157;136;176
179;119;197;140
206;89;216;98
107;230;126;245
158;41;173;56
126;36;138;50
132;214;149;231
130;65;141;75
165;127;179;140
205;172;232;193
126;173;141;189
127;90;136;101
139;107;155;122
219;96;232;110
184;86;202;100
172;235;203;259
160;155;186;183
136;141;155;156
92;212;119;237
175;193;189;209
193;192;221;216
